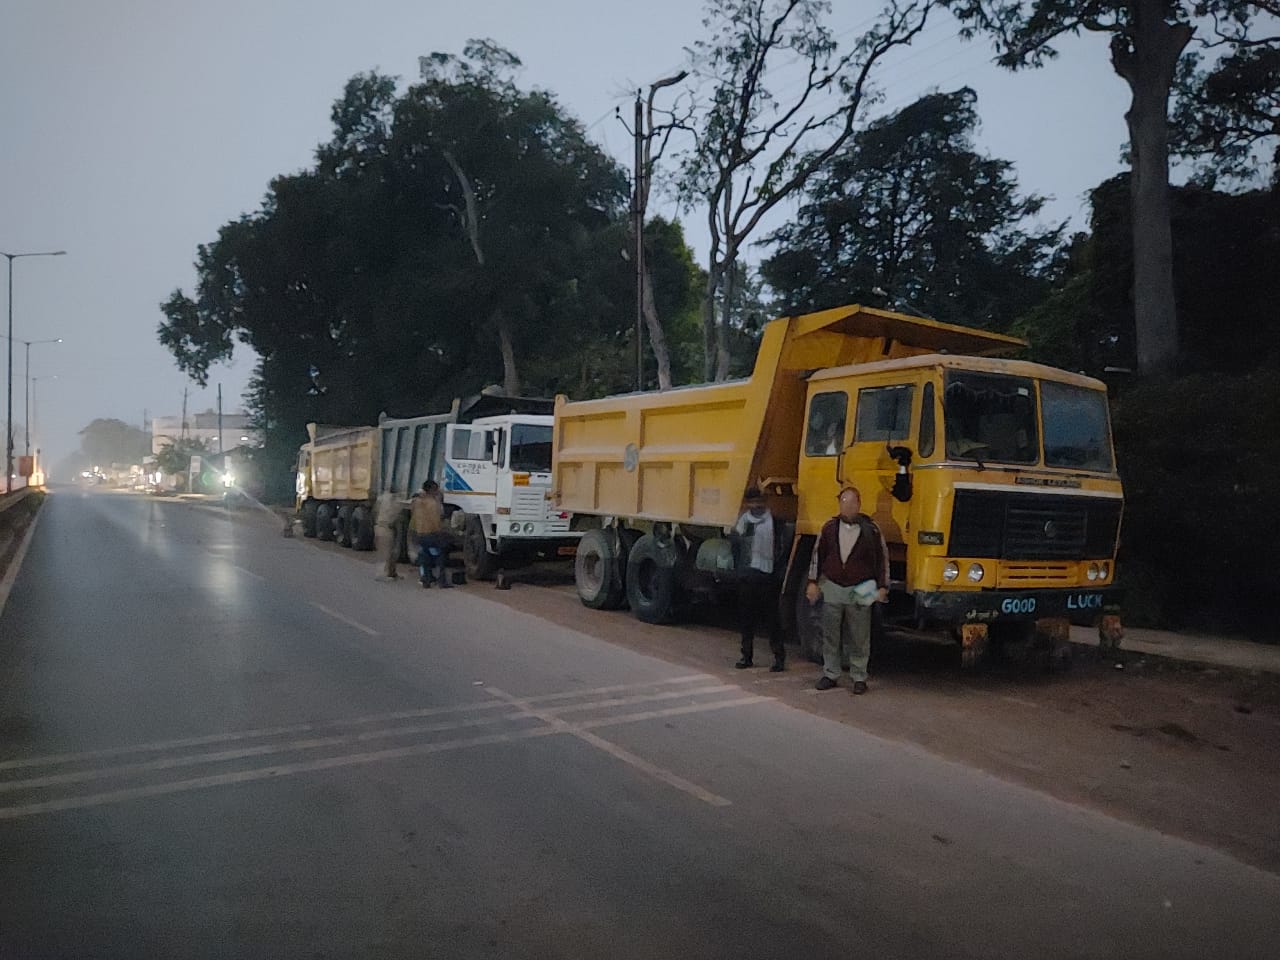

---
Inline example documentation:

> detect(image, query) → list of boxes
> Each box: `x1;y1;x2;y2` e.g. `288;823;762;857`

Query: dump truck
296;393;580;579
552;304;1124;667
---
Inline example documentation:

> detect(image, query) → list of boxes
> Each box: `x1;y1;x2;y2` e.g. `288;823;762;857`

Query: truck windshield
1041;381;1115;472
943;371;1038;465
509;424;553;473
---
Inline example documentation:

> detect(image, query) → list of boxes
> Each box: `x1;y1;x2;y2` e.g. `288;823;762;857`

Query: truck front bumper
914;586;1124;626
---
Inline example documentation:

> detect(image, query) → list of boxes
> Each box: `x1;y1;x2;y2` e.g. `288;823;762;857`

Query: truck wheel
336;505;355;548
301;499;319;538
315;502;336;542
576;529;625;610
625;533;678;624
463;515;499;581
350;505;375;551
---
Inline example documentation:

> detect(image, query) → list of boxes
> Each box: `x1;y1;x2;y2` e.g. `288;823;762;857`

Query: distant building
151;410;262;455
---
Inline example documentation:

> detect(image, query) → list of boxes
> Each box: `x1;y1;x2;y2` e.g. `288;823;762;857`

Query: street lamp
30;374;57;485
3;249;66;492
0;334;63;457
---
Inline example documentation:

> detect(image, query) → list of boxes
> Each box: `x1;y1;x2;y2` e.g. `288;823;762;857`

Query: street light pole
3;250;66;492
22;338;62;457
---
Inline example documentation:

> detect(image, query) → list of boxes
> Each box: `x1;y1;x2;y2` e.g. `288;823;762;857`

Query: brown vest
818;516;885;588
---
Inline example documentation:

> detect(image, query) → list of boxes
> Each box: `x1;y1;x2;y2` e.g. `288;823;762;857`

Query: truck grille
949;489;1121;561
511;488;548;521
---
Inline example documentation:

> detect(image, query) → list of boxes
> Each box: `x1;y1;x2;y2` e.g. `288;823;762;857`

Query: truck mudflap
914;586;1124;626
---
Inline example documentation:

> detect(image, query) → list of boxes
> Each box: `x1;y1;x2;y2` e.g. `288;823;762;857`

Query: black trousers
737;569;784;663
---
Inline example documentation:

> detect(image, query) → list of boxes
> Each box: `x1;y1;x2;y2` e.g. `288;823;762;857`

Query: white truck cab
443;414;579;579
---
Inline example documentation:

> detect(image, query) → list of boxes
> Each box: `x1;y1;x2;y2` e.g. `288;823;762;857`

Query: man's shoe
815;676;837;691
769;660;785;673
734;658;753;669
852;680;868;695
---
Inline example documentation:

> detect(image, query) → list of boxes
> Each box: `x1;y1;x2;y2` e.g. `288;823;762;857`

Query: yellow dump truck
552;304;1124;667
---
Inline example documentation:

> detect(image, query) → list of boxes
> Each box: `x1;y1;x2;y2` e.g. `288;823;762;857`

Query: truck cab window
943;372;1038;464
509;424;553;473
918;381;936;458
451;429;472;460
806;392;848;456
854;384;914;442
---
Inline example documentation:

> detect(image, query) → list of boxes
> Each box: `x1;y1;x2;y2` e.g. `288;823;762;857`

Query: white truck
438;414;578;579
372;395;579;580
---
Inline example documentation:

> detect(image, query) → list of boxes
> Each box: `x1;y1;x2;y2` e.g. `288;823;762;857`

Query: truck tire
625;533;679;624
463;515;499;581
350;505;375;551
301;499;319;539
336;505;355;548
576;529;625;610
315;502;337;542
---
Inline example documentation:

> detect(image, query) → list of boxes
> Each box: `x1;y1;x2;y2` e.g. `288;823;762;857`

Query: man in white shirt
732;487;786;672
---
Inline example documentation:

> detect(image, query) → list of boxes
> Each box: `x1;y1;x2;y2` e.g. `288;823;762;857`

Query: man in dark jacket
805;487;889;694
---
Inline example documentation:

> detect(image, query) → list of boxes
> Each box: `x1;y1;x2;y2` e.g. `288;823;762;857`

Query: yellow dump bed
552;304;1023;528
305;423;379;502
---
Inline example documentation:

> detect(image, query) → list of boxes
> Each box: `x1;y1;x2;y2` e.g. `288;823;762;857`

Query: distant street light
31;374;57;484
0;334;63;457
3;249;66;492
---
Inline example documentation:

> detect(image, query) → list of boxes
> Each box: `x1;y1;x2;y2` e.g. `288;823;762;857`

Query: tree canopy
761;87;1061;332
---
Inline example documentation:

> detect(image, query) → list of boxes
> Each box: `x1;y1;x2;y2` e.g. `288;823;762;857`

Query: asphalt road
1;489;1277;959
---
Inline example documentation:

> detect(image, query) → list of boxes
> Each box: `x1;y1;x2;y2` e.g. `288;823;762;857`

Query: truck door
841;379;920;559
443;424;498;516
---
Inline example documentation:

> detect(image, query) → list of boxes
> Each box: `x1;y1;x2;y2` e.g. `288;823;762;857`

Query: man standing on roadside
731;487;786;673
374;488;403;580
805;487;888;694
409;480;452;588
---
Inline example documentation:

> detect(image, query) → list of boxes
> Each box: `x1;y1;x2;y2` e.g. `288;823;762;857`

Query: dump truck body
552;304;1124;664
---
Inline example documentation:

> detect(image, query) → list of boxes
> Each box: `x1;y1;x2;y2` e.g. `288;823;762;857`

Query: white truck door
443;424;498;518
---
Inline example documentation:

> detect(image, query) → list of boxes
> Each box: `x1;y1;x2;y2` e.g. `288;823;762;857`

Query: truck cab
444;414;579;579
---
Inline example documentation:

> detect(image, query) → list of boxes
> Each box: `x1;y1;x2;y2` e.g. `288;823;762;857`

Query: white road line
487;685;744;809
0;497;43;619
308;601;379;636
0;675;710;772
0;696;765;820
0;686;734;793
577;697;768;731
230;564;266;582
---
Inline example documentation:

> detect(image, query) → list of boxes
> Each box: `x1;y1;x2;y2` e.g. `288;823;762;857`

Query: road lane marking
308;601;379;636
0;675;711;771
231;564;266;582
0;685;735;793
486;685;748;808
0;694;764;820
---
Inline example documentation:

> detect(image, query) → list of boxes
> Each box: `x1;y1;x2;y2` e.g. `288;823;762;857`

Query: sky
0;0;1132;469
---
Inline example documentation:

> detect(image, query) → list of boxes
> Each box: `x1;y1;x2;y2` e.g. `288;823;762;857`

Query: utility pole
632;90;645;392
180;387;188;443
217;383;223;455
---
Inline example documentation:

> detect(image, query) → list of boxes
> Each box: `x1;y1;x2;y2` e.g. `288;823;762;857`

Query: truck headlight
967;563;985;583
943;561;960;583
1098;561;1109;581
523;522;535;533
1087;562;1100;581
509;522;520;533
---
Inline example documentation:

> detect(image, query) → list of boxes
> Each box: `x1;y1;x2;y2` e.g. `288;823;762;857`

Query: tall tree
761;87;1061;331
678;0;936;380
946;0;1278;375
77;418;150;468
1171;15;1280;186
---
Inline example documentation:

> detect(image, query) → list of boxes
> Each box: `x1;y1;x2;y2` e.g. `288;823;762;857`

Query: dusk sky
1;0;1132;469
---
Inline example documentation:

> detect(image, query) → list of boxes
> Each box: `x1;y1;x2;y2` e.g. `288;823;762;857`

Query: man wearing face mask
731;487;786;672
805;486;889;694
